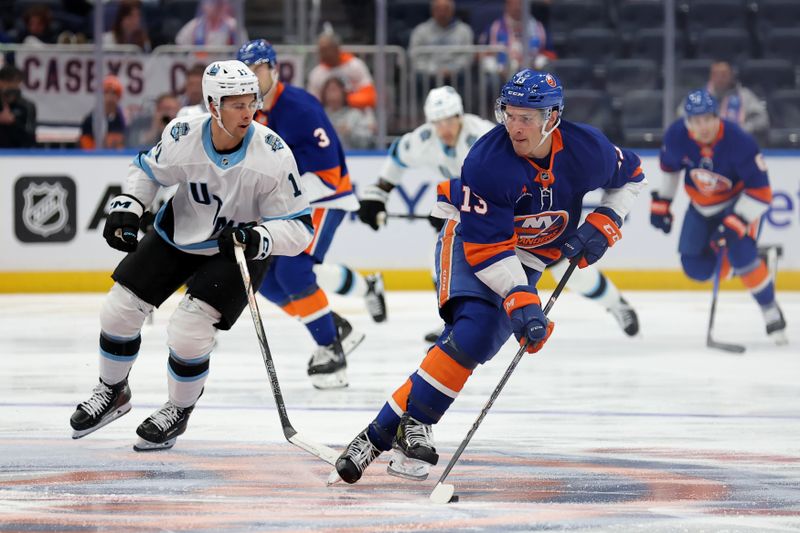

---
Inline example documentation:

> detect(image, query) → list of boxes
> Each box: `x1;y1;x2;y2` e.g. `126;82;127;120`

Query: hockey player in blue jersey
652;89;787;343
334;69;646;484
237;39;386;389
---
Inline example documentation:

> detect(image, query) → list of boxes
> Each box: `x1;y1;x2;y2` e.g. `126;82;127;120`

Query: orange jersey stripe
304;208;326;255
419;346;473;393
315;166;353;194
531;247;562;261
684;181;745;206
436;180;453;202
438;220;457;308
463;235;518;267
391;378;413;412
744;186;773;204
290;288;329;318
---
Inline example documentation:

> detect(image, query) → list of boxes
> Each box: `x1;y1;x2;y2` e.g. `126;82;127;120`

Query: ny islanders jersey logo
689;168;733;196
514;210;569;249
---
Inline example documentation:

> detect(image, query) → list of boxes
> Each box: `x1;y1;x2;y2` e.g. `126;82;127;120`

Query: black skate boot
331;311;365;357
307;339;348;389
335;428;383;484
133;401;195;451
388;414;438;481
607;296;640;336
364;272;387;323
424;324;445;343
762;302;788;345
70;378;132;439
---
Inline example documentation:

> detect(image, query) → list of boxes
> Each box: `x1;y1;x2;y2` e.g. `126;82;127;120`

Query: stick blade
707;338;746;354
287;434;340;465
430;482;456;504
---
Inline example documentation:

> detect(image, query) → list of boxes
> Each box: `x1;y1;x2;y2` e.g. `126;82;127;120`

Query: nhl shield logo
14;176;77;242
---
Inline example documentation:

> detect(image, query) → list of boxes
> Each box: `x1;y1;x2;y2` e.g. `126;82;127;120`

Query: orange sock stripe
438;220;457;308
741;261;769;290
281;301;297;317
391;378;413;412
291;288;330;318
419;346;472;393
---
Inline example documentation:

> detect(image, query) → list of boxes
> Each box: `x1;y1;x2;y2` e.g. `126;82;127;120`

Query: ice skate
335;428;382;484
364;272;387;323
331;311;365;357
424;324;445;343
607;297;640;336
387;414;438;481
133;401;195;451
307;340;348;389
762;302;788;346
70;378;132;439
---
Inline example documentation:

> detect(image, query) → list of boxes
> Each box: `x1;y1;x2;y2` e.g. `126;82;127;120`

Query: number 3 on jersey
460;185;488;214
313;127;330;148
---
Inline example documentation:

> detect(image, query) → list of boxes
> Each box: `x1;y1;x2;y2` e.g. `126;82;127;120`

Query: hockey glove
711;211;750;247
358;183;391;231
217;225;272;262
650;192;673;234
103;194;144;253
561;207;622;268
503;285;554;354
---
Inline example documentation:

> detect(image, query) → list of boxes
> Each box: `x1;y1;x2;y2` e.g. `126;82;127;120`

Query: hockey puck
448;495;459;503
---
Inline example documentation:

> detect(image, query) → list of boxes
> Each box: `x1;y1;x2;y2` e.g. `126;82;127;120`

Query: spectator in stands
480;0;554;77
103;0;151;51
0;65;37;148
15;4;57;45
307;29;377;109
176;63;206;116
174;0;247;46
125;93;180;149
409;0;474;84
79;75;127;150
707;61;769;138
320;76;376;150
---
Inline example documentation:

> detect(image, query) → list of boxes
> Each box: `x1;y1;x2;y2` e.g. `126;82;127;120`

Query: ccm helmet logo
507;90;524;96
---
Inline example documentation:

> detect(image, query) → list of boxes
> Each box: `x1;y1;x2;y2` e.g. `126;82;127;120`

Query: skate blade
770;330;789;346
326;469;343;486
387;450;430;481
71;402;132;439
341;331;365;357
133;437;176;452
310;369;349;390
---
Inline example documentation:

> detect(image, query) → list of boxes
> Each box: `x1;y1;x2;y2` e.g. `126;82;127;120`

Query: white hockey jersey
379;113;497;184
125;113;312;257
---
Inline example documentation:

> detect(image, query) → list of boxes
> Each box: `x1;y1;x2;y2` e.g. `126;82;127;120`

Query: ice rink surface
0;289;798;532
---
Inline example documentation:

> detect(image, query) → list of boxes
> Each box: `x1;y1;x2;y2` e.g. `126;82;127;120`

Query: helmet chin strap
536;108;560;148
211;101;235;138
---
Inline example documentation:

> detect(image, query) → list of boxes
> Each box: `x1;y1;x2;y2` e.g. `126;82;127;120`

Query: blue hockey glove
217;225;272;262
103;194;144;252
561;207;622;268
503;285;554;354
650;192;673;234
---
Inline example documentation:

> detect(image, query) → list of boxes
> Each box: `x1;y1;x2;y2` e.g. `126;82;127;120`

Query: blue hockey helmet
496;69;564;115
237;39;277;67
684;89;717;116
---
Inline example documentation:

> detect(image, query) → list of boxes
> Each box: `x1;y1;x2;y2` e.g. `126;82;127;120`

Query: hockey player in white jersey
69;60;314;451
358;86;640;339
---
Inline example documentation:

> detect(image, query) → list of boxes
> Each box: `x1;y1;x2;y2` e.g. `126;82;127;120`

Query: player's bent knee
681;254;714;282
167;294;221;359
100;283;154;338
447;299;511;365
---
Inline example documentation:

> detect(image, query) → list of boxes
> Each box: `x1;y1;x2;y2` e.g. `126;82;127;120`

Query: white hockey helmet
202;59;261;115
424;86;463;123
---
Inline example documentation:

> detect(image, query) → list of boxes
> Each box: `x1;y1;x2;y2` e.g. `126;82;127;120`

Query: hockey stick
430;256;582;504
234;245;341;465
706;248;746;354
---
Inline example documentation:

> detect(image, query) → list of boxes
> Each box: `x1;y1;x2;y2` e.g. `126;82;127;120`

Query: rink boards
0;150;798;292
